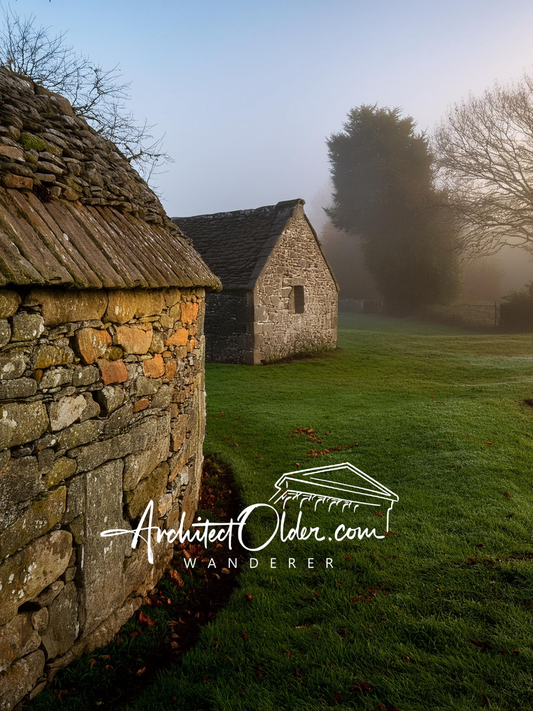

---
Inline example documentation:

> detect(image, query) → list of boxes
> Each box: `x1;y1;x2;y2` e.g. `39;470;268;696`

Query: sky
5;0;533;222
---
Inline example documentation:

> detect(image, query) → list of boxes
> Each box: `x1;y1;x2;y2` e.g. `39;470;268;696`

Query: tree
326;105;459;314
433;74;533;256
0;9;170;185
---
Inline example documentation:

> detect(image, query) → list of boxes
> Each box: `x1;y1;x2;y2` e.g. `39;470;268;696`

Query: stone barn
0;69;219;709
173;199;339;364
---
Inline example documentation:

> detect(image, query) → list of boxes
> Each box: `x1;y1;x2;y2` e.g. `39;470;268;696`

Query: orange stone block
143;354;165;378
76;328;112;364
164;361;177;382
180;302;199;324
165;328;188;347
134;398;150;412
98;359;128;385
115;325;152;354
187;337;198;353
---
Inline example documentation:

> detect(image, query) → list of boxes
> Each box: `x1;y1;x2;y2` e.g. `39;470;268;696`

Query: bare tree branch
0;7;172;187
433;73;533;257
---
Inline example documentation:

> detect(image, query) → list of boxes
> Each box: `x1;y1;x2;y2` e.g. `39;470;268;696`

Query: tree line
326;77;533;314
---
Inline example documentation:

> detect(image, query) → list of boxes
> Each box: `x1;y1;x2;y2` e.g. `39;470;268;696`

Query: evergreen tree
326;105;459;314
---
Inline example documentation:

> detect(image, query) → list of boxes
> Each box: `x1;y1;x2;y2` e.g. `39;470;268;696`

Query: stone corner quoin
0;285;207;709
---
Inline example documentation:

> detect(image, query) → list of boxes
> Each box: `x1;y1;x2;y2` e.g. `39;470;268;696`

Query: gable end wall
252;209;338;363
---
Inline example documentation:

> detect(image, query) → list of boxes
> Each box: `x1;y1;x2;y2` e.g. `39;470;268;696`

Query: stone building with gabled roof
0;67;220;709
174;199;338;364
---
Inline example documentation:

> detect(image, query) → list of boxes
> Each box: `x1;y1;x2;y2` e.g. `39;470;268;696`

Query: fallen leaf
139;611;156;626
169;568;184;587
351;680;373;694
468;638;489;650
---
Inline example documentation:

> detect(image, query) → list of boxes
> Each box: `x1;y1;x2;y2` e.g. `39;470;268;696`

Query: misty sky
7;0;533;221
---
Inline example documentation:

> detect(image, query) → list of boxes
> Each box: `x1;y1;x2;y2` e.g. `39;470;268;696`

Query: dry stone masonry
0;69;161;220
253;206;338;362
0;287;208;709
175;199;339;364
0;68;219;709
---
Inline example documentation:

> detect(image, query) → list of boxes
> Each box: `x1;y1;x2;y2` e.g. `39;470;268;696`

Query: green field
31;315;533;710
127;314;533;710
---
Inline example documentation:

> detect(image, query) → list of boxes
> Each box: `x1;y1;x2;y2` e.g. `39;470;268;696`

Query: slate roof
0;68;220;290
174;199;336;291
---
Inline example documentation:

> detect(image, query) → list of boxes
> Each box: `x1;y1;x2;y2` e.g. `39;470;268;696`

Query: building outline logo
101;462;399;563
270;461;399;532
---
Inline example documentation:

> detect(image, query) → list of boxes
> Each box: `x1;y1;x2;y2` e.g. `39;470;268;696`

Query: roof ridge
173;198;304;222
0;68;221;290
173;199;307;291
0;67;173;229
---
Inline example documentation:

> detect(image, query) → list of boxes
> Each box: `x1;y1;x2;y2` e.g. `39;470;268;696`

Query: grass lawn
33;315;533;710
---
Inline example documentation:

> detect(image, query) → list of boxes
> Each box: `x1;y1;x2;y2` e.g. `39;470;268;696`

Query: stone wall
0;286;205;710
204;291;253;364
253;210;338;363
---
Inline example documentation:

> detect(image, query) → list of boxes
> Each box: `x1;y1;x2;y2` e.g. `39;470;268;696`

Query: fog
9;0;533;297
12;0;533;216
308;185;533;301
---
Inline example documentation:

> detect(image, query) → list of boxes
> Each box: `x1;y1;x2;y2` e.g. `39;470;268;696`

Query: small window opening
292;285;305;314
